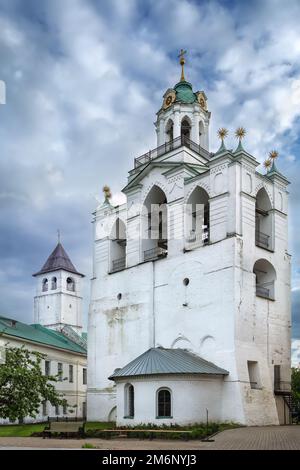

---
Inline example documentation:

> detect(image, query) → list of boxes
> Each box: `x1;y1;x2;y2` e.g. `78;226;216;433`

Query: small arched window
110;218;127;273
66;277;75;292
51;277;57;290
42;278;48;292
181;118;191;141
124;383;134;418
165;119;174;143
253;259;276;300
199;121;205;147
157;388;172;418
255;188;273;250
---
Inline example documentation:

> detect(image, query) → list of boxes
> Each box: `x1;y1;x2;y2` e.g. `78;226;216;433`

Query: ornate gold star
269;150;279;160
263;159;272;170
235;127;246;140
217;128;228;140
103;185;112;200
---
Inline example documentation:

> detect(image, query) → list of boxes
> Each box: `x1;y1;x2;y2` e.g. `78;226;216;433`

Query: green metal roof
174;81;197;104
109;347;229;380
0;316;87;355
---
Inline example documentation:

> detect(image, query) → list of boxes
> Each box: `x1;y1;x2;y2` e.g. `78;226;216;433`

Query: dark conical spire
33;243;84;277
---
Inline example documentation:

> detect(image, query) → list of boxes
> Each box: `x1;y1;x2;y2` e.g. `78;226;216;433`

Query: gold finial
103;185;112;202
269;150;279;160
217;128;228;140
264;159;272;171
235;127;246;140
178;49;187;81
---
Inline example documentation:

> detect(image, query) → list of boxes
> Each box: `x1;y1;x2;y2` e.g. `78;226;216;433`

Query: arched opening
199;120;205;147
165;119;174;143
42;278;48;292
51;277;57;290
181;117;191;142
110;218;126;272
142;185;168;262
185;186;209;247
253;259;276;300
124;383;134;418
157;388;172;418
66;277;75;292
255;188;273;250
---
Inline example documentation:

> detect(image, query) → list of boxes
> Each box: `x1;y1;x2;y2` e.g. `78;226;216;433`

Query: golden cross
178;49;187;81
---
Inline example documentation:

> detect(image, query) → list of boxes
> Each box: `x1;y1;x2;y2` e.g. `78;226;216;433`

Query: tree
291;367;300;408
0;345;67;423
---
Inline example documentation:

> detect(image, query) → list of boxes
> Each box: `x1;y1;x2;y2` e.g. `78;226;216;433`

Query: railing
274;380;292;393
185;230;209;245
144;246;168;262
256;281;274;300
134;135;211;168
255;230;270;249
111;257;126;273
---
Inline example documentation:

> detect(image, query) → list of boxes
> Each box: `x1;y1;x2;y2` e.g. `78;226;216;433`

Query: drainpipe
152;262;156;348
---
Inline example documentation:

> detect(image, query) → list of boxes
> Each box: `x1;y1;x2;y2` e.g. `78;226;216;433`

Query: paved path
0;426;299;450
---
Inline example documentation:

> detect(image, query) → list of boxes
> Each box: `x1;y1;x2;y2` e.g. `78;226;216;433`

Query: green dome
174;80;197;104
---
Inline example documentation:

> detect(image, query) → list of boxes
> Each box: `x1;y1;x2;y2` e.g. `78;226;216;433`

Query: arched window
42;278;48;292
165;119;174;143
185;186;209;247
255;188;273;250
124;383;134;418
181;118;191;141
157;388;172;418
199;121;204;147
51;277;57;290
142;185;168;262
110;218;127;273
253;259;276;300
66;277;75;292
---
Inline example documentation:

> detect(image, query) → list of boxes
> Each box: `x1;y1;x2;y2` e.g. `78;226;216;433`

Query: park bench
43;420;85;439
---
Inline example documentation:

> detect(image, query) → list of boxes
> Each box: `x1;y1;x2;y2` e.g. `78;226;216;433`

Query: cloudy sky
0;0;299;363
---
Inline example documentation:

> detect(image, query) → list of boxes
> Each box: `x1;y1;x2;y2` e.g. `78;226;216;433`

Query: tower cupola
155;50;210;150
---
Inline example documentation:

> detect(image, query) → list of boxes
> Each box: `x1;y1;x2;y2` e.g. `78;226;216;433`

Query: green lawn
0;423;46;437
0;421;239;438
0;422;115;437
85;421;116;431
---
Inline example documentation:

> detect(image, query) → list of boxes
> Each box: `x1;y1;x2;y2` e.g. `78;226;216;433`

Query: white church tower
88;52;291;426
33;241;84;335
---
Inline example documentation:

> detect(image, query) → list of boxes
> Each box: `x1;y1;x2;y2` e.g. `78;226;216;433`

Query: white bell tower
33;241;84;334
155;49;211;150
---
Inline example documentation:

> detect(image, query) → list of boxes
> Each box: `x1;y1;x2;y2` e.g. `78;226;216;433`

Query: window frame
124;383;135;419
69;364;74;383
57;362;63;382
45;360;51;377
82;367;87;385
156;387;172;419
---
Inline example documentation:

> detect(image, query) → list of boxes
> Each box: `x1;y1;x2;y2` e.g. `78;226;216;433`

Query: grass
82;442;96;449
0;423;46;437
84;421;240;440
85;421;116;431
0;421;240;439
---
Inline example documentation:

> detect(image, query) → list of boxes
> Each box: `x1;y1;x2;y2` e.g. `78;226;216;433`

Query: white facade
88;72;291;426
116;376;223;426
34;269;83;335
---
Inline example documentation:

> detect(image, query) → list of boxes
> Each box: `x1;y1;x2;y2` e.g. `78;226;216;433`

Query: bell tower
33;241;84;334
155;49;211;150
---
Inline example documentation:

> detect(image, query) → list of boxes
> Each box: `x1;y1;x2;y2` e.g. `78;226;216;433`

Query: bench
43;421;85;439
